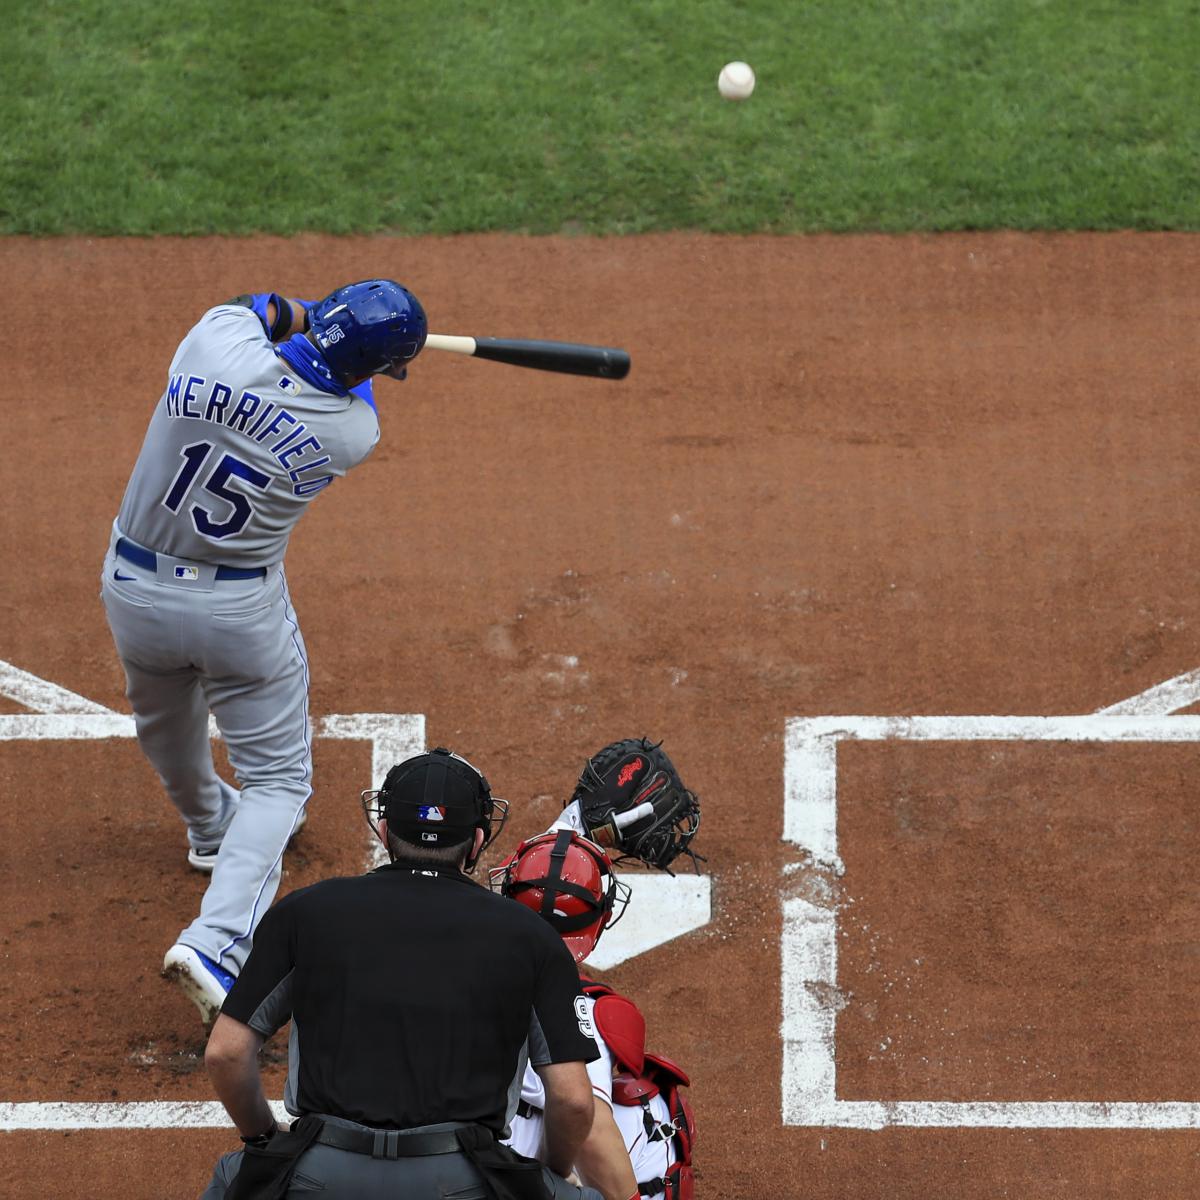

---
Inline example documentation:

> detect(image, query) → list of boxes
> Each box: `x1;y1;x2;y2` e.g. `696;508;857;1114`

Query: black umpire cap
380;747;491;846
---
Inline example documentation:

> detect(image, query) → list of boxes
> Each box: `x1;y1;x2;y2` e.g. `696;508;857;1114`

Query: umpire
200;747;603;1200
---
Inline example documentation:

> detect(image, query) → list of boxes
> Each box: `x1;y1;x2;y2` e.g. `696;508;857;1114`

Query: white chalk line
790;1101;1200;1131
0;1100;291;1132
1095;667;1200;717
781;898;838;1120
783;714;1200;877
782;683;1200;1130
0;660;117;715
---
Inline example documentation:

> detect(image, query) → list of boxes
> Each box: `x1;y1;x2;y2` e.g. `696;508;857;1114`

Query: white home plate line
587;873;710;972
782;672;1200;1131
0;1101;292;1131
1094;667;1200;717
0;660;117;715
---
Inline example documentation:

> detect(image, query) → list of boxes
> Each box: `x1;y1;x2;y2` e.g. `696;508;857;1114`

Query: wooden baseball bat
424;333;630;380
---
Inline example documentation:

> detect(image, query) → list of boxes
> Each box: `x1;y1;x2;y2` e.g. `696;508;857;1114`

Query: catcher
493;737;700;1200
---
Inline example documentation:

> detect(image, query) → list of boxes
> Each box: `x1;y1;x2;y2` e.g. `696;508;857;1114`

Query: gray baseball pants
100;525;311;974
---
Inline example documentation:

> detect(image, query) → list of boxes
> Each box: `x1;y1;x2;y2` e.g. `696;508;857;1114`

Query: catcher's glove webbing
570;738;702;873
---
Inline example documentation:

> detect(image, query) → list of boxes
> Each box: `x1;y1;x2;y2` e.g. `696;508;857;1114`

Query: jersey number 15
161;440;270;540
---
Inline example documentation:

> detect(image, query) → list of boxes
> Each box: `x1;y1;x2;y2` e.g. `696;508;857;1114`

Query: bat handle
425;334;476;354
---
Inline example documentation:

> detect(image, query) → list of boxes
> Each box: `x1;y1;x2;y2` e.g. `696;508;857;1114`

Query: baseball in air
718;61;756;101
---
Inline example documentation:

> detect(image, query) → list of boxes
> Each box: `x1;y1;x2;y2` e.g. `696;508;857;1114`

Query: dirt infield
3;231;1200;1197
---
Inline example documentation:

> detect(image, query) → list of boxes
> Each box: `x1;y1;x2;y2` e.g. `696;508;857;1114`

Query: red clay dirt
2;231;1200;1198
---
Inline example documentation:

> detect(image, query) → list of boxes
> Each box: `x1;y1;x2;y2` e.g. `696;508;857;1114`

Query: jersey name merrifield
117;304;380;568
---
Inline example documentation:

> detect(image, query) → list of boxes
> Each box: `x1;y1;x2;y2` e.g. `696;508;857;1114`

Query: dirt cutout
2;232;1200;1197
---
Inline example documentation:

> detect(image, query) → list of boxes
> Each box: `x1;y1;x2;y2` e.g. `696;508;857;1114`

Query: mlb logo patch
278;375;300;394
417;805;446;822
421;831;439;842
174;565;199;581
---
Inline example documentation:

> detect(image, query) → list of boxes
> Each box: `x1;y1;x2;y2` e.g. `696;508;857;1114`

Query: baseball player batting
101;281;425;1024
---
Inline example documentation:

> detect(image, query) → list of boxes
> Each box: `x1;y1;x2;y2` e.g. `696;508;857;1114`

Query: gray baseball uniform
102;297;379;973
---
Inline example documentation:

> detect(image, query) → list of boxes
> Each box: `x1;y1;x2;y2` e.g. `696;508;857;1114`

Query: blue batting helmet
308;279;428;383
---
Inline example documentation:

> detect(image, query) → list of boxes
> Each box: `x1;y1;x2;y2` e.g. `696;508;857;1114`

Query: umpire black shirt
221;861;598;1131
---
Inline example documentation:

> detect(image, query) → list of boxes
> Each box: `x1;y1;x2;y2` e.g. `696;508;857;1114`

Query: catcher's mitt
570;738;702;873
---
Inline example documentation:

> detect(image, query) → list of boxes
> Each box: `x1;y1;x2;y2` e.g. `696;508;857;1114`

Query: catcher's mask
361;747;508;873
490;830;630;963
308;279;427;383
573;737;703;873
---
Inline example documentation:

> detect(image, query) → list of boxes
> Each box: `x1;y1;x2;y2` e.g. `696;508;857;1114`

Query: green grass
2;0;1198;234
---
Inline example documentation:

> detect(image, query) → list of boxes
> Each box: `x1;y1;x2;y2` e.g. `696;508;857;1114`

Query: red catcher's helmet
491;830;629;963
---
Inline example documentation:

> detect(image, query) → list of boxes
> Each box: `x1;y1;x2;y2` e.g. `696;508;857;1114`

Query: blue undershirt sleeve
244;293;277;337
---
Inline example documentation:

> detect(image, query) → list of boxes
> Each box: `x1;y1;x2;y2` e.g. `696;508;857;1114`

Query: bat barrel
473;337;631;380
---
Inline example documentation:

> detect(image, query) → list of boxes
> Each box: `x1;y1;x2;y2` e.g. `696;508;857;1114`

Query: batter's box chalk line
0;660;710;1130
782;666;1200;1130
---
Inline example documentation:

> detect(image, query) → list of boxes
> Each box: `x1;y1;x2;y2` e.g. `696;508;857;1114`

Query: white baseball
718;61;756;101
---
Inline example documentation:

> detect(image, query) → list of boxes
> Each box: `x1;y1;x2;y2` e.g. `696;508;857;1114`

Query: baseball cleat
187;806;308;873
162;943;236;1025
186;845;220;873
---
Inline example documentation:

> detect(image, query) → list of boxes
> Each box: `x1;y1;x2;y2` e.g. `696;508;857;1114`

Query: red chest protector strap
581;978;696;1199
637;1164;695;1200
623;1054;694;1165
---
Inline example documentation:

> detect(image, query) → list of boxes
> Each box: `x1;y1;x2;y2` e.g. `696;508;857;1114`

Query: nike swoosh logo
113;570;136;581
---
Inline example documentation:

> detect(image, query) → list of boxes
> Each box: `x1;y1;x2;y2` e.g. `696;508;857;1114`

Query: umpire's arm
206;1016;276;1140
206;898;298;1140
574;1101;639;1200
529;932;603;1177
539;1062;595;1178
